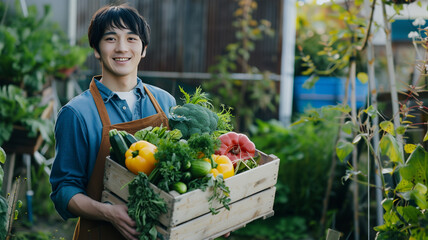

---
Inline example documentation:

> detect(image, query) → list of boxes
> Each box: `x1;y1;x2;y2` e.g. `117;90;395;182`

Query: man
50;4;176;240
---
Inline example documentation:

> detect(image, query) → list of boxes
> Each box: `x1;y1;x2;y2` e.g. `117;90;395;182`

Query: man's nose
115;39;128;52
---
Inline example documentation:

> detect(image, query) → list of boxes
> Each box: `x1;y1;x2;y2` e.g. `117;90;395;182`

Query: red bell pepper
215;132;256;166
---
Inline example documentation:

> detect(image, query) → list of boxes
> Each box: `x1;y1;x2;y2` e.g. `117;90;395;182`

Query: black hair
88;4;150;55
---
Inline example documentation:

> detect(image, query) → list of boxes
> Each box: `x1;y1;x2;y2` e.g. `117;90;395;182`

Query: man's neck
100;74;138;92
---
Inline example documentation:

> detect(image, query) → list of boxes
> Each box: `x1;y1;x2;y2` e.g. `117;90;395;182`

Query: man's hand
68;193;139;240
105;204;140;240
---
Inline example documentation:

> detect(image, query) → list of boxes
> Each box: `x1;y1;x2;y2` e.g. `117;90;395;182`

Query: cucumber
119;130;138;148
190;160;212;178
109;129;129;167
172;182;187;194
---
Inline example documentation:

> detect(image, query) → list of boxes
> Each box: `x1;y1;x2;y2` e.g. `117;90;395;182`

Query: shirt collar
93;76;146;103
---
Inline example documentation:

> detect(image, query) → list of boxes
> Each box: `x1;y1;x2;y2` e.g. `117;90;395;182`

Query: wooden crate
102;150;279;240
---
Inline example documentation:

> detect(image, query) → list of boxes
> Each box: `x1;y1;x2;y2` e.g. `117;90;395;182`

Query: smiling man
49;4;176;240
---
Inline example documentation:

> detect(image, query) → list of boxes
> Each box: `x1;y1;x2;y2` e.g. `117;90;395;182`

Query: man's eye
105;37;115;41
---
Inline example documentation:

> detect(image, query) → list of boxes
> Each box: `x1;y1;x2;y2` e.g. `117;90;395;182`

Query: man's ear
141;46;147;58
94;49;101;60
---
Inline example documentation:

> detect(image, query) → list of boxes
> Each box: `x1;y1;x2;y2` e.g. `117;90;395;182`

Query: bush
247;109;347;238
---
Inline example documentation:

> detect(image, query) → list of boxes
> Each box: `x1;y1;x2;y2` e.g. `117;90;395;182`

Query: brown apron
73;78;170;240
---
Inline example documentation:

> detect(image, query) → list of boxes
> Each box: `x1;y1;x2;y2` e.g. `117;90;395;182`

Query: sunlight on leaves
357;72;368;84
380;121;395;136
397;146;428;200
352;134;362;144
379;134;403;164
404;144;417;154
423;131;428;142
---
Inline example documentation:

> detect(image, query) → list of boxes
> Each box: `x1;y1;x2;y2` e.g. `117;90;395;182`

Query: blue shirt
50;77;176;220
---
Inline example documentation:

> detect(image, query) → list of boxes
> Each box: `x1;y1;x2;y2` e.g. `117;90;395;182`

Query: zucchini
119;130;138;148
109;129;129;167
190;160;212;178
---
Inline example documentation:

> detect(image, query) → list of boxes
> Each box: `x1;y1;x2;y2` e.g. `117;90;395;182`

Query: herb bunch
127;173;167;240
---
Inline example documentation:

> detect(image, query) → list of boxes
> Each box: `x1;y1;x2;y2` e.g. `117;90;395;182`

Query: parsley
127;173;167;240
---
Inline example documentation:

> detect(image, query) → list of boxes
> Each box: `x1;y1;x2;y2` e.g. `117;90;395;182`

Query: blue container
294;76;368;113
337;78;369;109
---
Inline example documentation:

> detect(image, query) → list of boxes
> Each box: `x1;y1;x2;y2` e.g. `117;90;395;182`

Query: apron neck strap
89;77;166;128
143;85;164;114
89;77;111;127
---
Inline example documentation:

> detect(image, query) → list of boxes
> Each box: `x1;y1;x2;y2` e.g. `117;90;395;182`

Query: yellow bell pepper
204;154;235;179
125;140;157;175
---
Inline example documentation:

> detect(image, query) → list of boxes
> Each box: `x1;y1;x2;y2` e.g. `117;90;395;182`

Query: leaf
352;134;362;144
411;186;428;210
336;140;354;162
357;72;368;84
380;121;395;136
379;134;403;164
396;178;414;193
396;126;407;135
404;144;417;154
398;145;428;190
364;105;377;118
423;131;428;142
342;121;354;135
0;147;5;164
382;198;394;212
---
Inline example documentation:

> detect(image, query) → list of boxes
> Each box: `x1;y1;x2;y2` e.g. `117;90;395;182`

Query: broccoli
169;103;219;139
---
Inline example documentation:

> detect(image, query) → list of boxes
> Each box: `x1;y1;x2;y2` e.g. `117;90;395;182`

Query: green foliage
0;195;7;240
0;85;53;146
0;2;91;95
10;231;53;240
335;102;428;238
31;165;56;217
249;109;342;237
203;0;277;132
231;216;309;240
295;1;368;90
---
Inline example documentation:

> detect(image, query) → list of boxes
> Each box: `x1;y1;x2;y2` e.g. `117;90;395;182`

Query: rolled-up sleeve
50;106;90;220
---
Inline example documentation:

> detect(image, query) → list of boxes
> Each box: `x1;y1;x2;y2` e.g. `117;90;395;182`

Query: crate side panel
169;157;279;226
104;158;176;225
104;157;135;201
165;187;276;240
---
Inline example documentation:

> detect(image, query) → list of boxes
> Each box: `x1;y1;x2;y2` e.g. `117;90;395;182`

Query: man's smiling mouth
114;57;131;61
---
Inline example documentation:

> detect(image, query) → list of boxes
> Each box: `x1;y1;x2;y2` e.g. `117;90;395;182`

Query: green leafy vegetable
150;139;194;192
187;133;220;159
134;125;182;146
127;173;167;240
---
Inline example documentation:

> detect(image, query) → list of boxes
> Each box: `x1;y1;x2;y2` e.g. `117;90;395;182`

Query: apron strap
89;77;111;127
90;79;165;128
143;85;164;114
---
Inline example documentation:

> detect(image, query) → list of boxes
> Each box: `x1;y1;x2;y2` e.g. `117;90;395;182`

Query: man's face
94;26;145;80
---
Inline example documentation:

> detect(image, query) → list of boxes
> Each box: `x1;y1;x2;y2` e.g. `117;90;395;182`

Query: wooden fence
75;0;283;76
